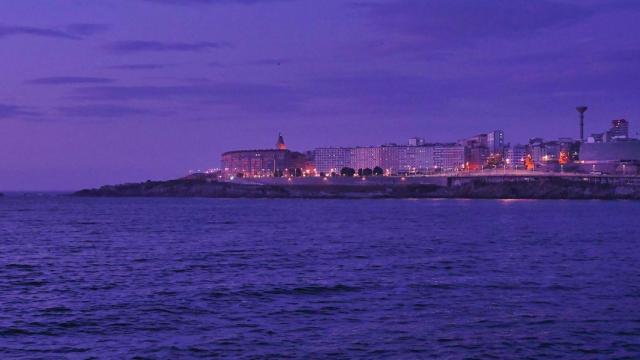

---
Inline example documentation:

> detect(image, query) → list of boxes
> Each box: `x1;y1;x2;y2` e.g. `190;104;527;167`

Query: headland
75;172;640;200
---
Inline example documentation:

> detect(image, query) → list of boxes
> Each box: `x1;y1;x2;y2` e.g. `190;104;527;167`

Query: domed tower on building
276;133;286;150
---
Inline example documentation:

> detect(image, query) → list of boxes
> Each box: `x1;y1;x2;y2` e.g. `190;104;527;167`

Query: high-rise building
608;119;629;139
487;130;505;156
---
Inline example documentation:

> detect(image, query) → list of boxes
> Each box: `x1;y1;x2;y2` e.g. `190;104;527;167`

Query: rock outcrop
74;176;640;200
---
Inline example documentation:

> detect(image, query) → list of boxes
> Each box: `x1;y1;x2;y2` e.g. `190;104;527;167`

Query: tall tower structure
276;133;286;150
576;106;588;142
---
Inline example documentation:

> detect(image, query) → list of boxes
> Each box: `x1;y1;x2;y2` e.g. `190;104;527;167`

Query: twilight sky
1;0;639;190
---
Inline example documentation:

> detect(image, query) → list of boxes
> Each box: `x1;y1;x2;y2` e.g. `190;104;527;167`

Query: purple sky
1;0;639;190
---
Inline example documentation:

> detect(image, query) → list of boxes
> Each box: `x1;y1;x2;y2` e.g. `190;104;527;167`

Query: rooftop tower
576;106;588;142
276;133;286;150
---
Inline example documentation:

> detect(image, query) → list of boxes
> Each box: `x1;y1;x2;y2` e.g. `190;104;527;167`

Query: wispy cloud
65;23;110;36
247;58;291;66
143;0;295;5
106;63;170;71
355;0;599;52
72;82;303;113
27;76;115;85
57;104;159;118
0;104;39;119
107;40;231;54
0;23;109;40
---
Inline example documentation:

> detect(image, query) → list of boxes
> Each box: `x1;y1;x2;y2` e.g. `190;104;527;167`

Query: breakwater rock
75;176;640;200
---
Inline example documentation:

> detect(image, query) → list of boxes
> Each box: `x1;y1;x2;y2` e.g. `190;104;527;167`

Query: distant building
312;143;464;175
579;140;640;174
390;145;434;174
526;138;578;167
433;144;465;171
313;147;352;174
608;119;629;139
351;146;382;171
587;133;604;143
408;137;425;146
588;119;630;143
276;133;287;150
487;130;505;156
506;144;527;168
460;133;492;170
222;134;310;177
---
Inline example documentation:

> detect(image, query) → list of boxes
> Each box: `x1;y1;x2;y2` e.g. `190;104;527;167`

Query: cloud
143;0;295;5
0;25;78;40
207;58;293;68
106;63;170;71
65;23;110;36
0;104;39;119
27;76;115;85
72;82;303;113
57;104;158;118
0;23;108;40
106;40;231;54
356;0;599;49
247;58;291;66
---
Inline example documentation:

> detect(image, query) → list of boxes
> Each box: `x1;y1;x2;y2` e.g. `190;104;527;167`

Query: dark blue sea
1;195;640;359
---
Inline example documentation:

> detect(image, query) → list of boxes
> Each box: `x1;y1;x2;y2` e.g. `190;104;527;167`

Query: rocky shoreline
74;176;640;200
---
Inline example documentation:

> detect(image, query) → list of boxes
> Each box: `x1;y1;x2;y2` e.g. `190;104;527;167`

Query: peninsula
75;173;640;200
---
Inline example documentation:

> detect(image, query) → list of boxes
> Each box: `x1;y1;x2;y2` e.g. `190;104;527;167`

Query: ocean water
1;195;639;359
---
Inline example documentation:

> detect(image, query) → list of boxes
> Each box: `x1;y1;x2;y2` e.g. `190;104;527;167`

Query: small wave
529;319;556;326
208;220;236;225
0;327;34;336
269;284;360;296
12;280;47;287
41;306;72;313
4;263;37;270
410;283;457;290
58;320;98;329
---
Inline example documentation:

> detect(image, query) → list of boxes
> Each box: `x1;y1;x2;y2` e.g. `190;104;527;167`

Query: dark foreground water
1;196;640;359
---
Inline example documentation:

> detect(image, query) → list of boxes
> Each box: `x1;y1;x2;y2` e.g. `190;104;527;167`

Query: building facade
579;140;640;174
433;144;465;170
506;144;527;168
313;147;352;174
312;143;464;174
487;130;505;155
221;134;310;177
221;149;309;177
609;119;629;139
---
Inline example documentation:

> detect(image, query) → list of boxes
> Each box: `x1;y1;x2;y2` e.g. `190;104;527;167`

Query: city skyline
2;0;640;190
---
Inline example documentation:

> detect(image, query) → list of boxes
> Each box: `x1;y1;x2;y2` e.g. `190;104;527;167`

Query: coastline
74;174;640;200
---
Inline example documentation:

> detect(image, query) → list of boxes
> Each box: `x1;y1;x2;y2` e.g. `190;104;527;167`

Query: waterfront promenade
230;170;640;188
